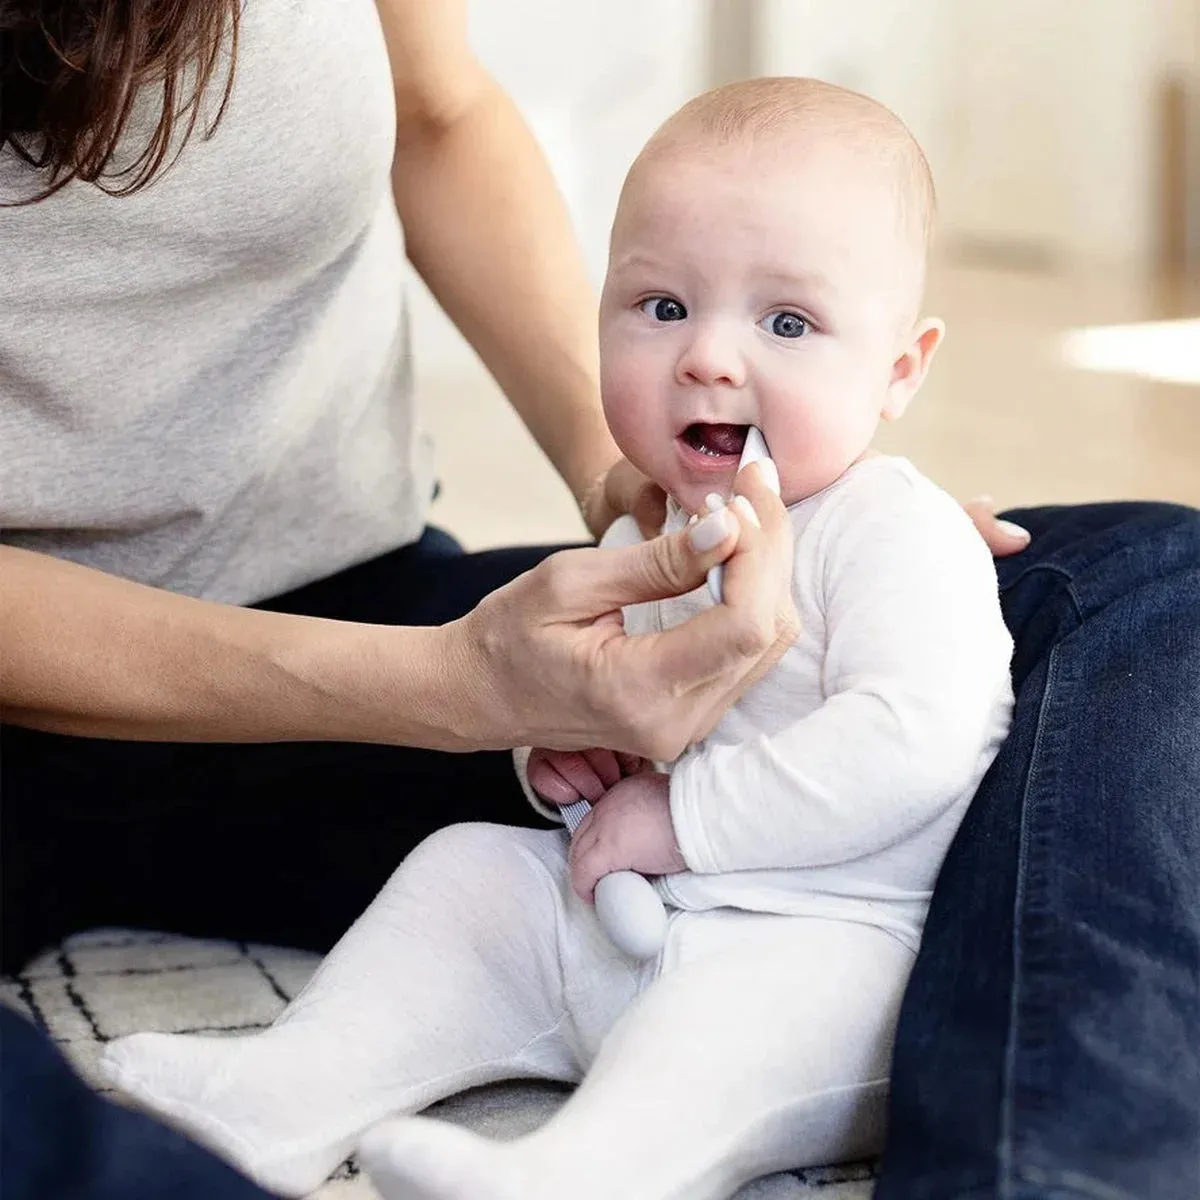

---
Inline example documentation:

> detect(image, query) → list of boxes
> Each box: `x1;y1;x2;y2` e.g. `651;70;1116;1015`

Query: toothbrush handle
707;425;775;605
594;871;668;960
706;563;725;605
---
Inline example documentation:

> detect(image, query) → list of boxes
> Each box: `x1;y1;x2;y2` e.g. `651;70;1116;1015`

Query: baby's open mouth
681;423;749;459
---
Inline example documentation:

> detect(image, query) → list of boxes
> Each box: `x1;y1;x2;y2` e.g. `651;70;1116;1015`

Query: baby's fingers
567;815;607;903
582;748;623;791
531;750;608;804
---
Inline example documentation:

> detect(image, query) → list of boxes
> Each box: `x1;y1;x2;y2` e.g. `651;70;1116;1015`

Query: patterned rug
1;929;876;1199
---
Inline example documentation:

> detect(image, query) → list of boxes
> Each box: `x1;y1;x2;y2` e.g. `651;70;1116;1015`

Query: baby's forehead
609;135;928;323
620;76;936;261
616;134;921;268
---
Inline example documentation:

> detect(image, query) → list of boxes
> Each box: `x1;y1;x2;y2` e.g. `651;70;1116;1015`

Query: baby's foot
102;1030;358;1197
360;1116;530;1200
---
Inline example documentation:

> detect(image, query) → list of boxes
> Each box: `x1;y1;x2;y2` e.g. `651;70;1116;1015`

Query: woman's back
0;0;432;604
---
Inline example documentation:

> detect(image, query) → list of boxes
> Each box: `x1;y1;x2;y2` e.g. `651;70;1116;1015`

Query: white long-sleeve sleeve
670;464;1012;874
652;459;1013;943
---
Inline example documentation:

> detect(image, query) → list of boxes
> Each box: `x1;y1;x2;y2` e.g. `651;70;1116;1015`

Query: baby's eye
639;297;688;322
760;311;809;339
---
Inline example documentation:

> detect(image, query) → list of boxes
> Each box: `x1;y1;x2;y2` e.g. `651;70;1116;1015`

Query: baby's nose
675;324;747;388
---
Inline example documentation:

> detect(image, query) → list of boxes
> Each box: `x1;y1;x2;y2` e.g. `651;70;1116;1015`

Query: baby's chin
667;477;737;519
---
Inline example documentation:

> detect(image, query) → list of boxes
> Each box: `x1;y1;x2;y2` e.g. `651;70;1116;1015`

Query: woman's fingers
557;506;741;617
457;465;796;759
963;496;1031;557
605;472;798;760
638;465;795;682
629;480;669;541
582;458;668;542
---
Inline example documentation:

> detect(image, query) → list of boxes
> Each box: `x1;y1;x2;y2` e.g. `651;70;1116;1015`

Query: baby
102;78;1014;1200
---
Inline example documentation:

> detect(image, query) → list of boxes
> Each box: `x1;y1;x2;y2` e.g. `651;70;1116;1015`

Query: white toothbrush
707;426;775;604
558;797;668;960
554;428;775;959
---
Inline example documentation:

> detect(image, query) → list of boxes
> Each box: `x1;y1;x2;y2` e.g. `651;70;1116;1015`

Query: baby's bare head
600;80;946;512
616;77;936;317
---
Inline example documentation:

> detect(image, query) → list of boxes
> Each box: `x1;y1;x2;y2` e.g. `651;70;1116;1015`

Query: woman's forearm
0;470;797;763
390;70;620;503
0;547;474;749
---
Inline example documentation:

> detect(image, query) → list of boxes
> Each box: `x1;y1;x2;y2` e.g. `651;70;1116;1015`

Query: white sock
359;1117;532;1200
101;1027;361;1196
99;826;582;1197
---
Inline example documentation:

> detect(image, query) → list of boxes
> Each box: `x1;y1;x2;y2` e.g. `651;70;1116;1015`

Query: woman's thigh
1;531;577;972
879;501;1200;1200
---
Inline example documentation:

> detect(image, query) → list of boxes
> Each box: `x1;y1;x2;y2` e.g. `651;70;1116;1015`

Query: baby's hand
527;747;650;806
567;772;685;902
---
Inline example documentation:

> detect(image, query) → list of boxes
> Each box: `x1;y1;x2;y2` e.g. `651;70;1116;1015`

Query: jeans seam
1016;1164;1151;1200
999;640;1067;1200
998;562;1084;624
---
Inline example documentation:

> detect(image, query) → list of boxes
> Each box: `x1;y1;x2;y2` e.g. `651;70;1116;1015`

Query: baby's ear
883;318;945;421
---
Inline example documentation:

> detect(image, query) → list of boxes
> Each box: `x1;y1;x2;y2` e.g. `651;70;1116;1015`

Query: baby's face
600;137;932;512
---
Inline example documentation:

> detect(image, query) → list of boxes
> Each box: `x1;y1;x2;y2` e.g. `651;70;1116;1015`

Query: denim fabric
877;503;1200;1200
0;1005;273;1199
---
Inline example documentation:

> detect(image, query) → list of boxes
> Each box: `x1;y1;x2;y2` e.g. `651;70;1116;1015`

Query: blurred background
416;0;1200;549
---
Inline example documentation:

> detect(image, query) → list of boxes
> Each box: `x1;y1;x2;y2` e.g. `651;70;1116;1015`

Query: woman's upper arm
373;0;489;139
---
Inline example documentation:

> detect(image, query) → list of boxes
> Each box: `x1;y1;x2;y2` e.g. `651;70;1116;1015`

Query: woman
1;3;1195;1199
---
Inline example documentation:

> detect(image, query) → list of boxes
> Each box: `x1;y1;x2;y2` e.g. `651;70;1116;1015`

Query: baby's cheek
602;367;663;474
767;408;868;503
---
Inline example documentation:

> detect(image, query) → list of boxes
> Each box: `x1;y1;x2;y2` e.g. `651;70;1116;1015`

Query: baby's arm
670;478;1014;875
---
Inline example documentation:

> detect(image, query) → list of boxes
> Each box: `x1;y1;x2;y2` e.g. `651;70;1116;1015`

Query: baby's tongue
688;423;747;457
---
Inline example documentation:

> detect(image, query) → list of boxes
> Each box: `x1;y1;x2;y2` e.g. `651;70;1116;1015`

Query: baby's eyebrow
610;252;668;275
755;265;833;296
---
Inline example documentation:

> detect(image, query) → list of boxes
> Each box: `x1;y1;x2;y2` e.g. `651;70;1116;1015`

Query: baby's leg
362;913;915;1200
101;824;585;1197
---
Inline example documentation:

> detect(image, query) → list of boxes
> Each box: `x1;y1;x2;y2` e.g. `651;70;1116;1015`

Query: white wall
409;1;707;378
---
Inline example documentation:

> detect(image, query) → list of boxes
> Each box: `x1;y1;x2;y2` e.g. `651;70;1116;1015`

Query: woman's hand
452;461;798;762
963;496;1031;557
580;457;667;542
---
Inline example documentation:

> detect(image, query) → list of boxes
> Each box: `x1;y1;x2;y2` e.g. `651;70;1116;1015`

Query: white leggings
103;823;916;1200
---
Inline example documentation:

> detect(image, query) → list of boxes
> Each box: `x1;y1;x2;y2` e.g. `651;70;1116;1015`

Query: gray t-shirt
0;0;433;604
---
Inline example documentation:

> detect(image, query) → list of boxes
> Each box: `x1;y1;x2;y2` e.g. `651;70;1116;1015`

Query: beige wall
409;1;1197;384
756;0;1194;272
408;0;707;378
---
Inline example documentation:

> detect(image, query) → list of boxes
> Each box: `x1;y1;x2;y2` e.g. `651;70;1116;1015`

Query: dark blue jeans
3;505;1198;1199
877;502;1200;1200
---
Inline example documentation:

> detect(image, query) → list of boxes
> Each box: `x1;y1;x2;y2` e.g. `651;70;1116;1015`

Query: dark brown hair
1;0;241;201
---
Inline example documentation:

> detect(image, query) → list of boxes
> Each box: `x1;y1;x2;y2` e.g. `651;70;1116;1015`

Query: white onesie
521;455;1014;950
102;455;1014;1200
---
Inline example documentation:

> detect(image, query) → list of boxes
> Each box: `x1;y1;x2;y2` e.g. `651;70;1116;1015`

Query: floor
419;261;1200;551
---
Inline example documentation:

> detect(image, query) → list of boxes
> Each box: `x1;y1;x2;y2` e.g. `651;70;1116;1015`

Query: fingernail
969;494;994;508
997;520;1031;544
705;492;726;513
732;493;761;529
750;458;780;496
688;506;736;552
